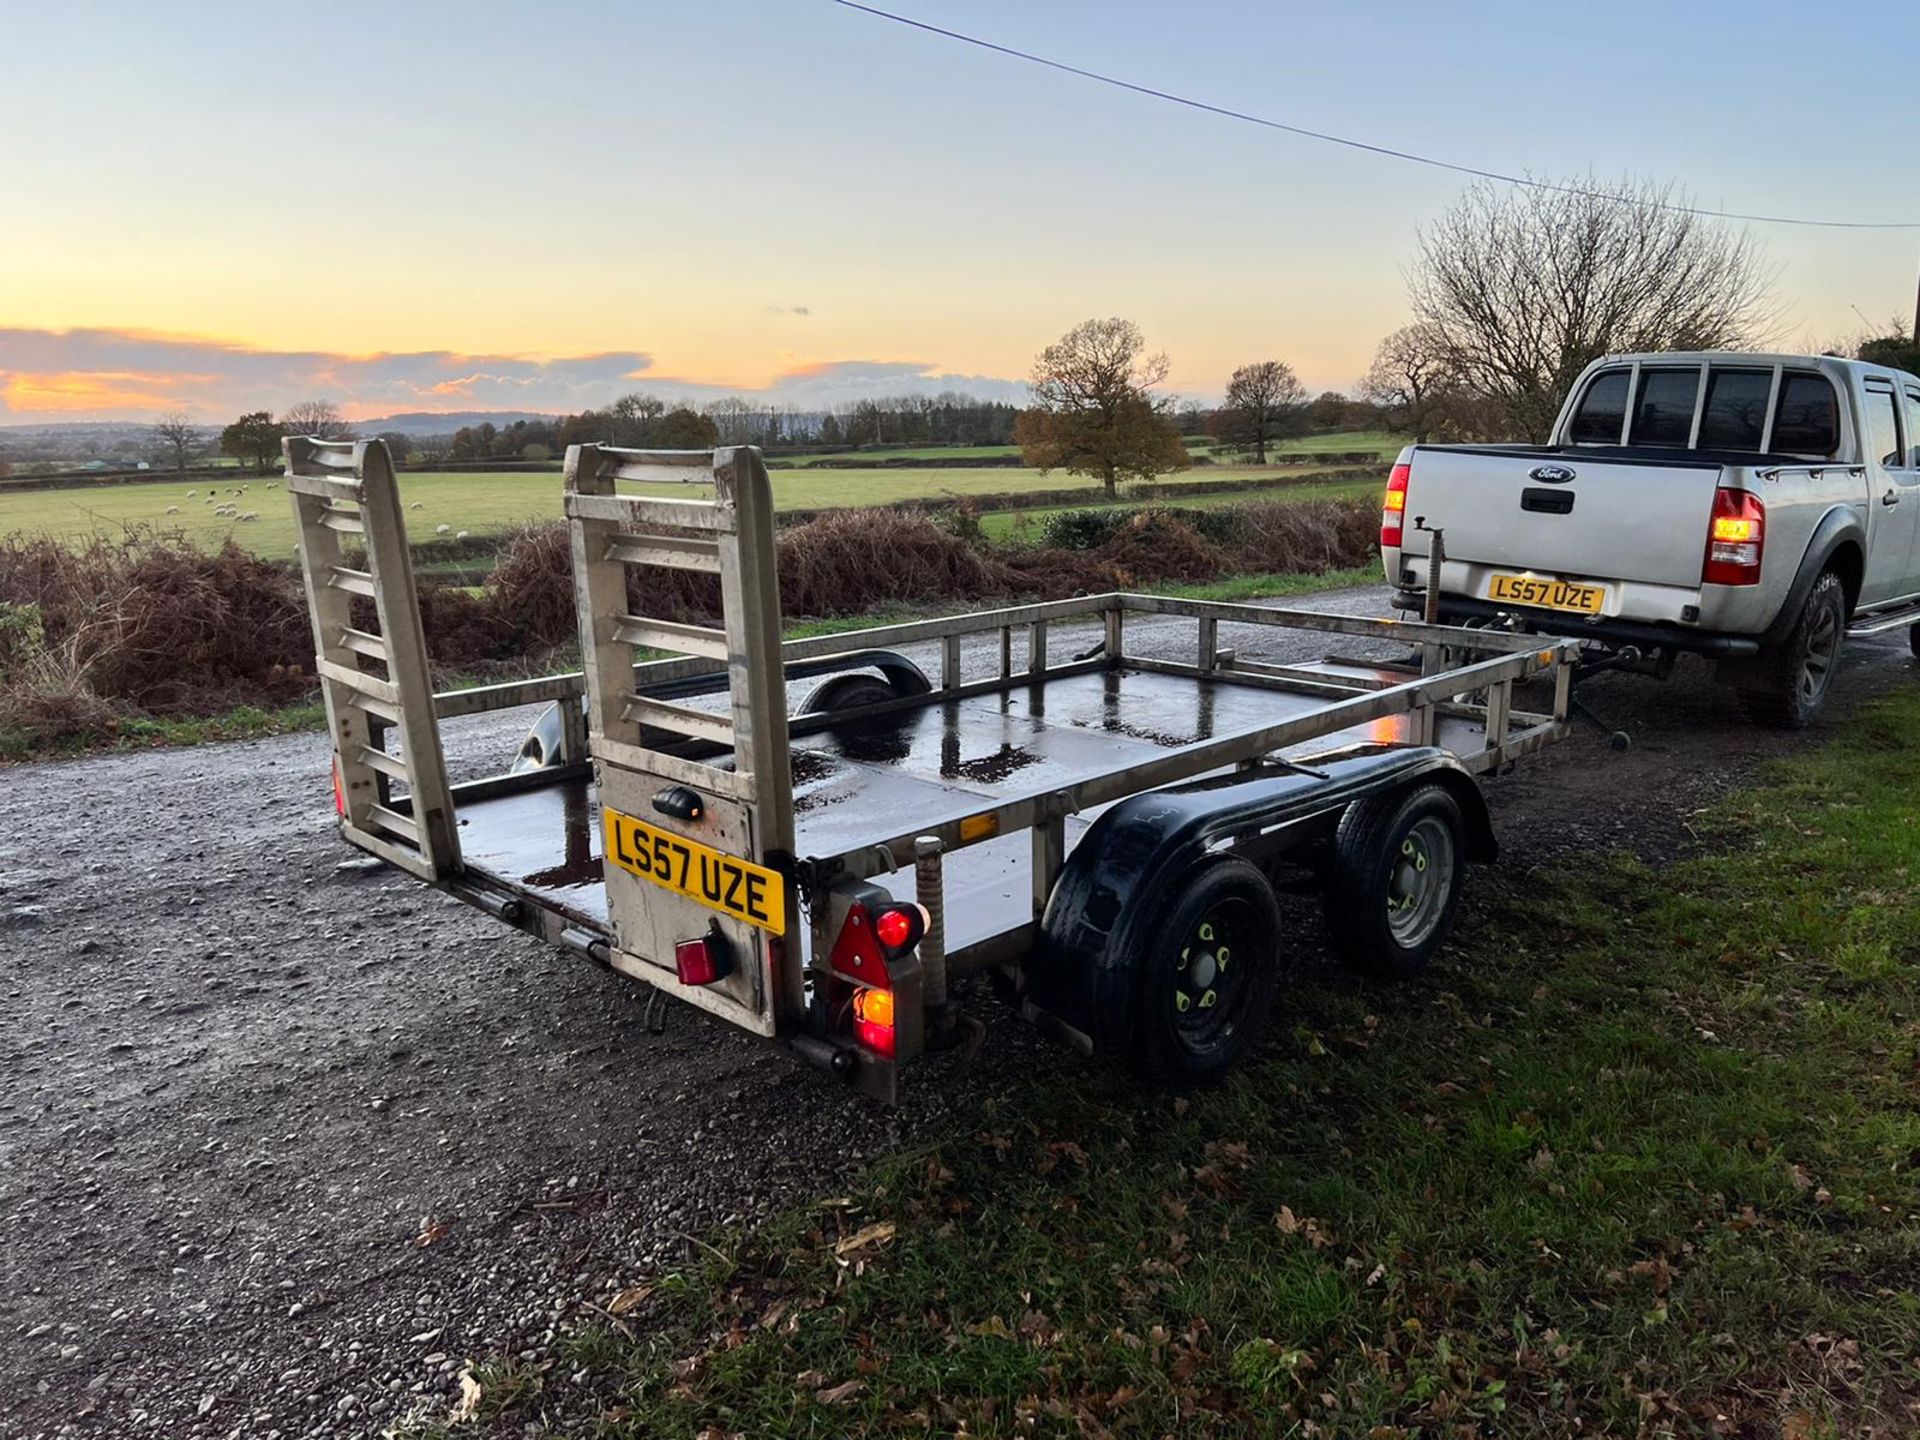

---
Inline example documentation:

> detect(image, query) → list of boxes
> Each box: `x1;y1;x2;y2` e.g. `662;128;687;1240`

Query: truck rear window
1568;364;1841;458
1697;369;1772;449
1567;370;1629;444
1629;368;1700;447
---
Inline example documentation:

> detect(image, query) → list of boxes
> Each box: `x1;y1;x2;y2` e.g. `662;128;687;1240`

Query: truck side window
1863;386;1903;469
1629;368;1700;447
1905;389;1920;468
1568;370;1630;444
1771;373;1839;458
1697;369;1771;450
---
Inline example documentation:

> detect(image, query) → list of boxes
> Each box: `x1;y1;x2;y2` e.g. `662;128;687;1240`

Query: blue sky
2;0;1914;419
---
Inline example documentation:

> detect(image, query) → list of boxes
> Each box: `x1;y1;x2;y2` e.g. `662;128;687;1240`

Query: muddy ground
4;588;1914;1438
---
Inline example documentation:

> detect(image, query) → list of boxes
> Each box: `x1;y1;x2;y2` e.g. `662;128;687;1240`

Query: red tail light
1381;462;1410;550
827;901;927;1057
674;931;730;986
1704;488;1765;586
332;759;347;817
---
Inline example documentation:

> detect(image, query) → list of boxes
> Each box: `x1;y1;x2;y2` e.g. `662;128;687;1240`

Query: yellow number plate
603;809;787;935
1487;573;1606;615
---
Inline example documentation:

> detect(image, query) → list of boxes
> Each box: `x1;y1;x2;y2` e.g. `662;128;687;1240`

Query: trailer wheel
803;672;901;720
1128;855;1282;1087
1908;622;1920;661
1325;783;1465;980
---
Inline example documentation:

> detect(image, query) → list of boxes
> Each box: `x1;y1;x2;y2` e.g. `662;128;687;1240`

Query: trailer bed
455;662;1499;956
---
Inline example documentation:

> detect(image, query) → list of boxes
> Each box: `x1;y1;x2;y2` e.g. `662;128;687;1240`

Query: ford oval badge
1529;464;1576;484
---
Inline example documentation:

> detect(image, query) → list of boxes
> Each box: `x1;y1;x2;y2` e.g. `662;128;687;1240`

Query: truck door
1858;379;1919;605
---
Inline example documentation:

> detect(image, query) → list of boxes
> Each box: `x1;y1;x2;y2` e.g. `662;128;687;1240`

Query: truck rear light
1704;488;1765;586
1381;462;1410;550
332;759;346;817
674;930;731;986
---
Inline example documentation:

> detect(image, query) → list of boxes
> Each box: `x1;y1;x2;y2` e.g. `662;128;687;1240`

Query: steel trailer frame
286;438;1580;1101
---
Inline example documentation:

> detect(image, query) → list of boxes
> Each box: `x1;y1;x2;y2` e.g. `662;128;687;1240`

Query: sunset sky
4;0;1916;423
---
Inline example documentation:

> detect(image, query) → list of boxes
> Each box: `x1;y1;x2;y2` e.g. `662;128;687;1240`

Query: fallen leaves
608;1284;655;1316
415;1218;451;1248
833;1219;896;1259
449;1369;482;1423
1273;1205;1334;1248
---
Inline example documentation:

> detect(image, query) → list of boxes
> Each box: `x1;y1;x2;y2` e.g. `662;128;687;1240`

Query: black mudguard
1028;746;1495;1055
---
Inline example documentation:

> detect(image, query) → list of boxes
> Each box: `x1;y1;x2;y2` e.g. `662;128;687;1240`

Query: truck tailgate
1402;447;1724;588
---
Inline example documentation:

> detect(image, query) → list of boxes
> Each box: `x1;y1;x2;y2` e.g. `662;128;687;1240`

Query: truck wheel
1738;571;1846;730
1128;855;1282;1088
1325;783;1465;980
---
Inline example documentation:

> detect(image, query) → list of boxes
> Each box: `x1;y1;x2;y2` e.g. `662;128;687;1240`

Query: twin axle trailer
286;439;1578;1102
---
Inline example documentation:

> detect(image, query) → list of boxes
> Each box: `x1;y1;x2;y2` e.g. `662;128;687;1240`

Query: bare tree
1359;325;1495;442
152;411;200;471
1015;317;1188;498
1213;361;1307;462
1408;177;1776;441
282;399;354;440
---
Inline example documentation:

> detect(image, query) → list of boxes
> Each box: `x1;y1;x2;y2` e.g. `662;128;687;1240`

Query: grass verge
0;699;328;761
411;691;1920;1437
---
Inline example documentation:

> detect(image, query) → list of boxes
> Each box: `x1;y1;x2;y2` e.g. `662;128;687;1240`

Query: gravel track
4;586;1913;1437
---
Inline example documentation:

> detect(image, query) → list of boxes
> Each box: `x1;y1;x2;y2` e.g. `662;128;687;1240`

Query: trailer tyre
1325;783;1465;980
1908;622;1920;661
804;672;900;720
1128;855;1283;1088
1739;570;1845;730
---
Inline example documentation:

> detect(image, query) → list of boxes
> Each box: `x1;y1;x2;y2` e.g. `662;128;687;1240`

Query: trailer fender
1028;747;1493;1055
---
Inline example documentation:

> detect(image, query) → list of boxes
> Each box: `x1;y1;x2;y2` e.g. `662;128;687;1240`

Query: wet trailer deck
453;664;1499;957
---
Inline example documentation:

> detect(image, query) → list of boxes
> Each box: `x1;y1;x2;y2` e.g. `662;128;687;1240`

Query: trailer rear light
332;759;346;817
1704;488;1765;586
873;905;922;952
828;901;927;1056
1380;462;1410;550
674;930;731;986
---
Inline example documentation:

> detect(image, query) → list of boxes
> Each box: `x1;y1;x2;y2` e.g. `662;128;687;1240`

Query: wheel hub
1173;915;1238;1033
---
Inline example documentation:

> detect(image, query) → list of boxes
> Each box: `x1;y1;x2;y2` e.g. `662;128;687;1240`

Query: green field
0;457;1387;559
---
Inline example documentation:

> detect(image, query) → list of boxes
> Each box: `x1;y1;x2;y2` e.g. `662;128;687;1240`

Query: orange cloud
1;370;201;413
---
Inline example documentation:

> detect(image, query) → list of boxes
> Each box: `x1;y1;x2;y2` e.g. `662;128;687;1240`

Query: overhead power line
832;0;1920;232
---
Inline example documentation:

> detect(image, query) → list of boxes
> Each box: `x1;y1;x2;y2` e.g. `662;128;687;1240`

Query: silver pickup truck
1383;352;1920;726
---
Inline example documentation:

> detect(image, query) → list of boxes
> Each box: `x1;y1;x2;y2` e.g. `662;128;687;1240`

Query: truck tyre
1127;855;1282;1088
1325;782;1466;980
1738;570;1846;730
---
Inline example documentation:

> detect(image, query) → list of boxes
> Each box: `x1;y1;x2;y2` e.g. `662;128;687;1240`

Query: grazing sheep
238;511;259;522
409;501;423;511
164;505;180;514
185;489;197;498
435;523;452;535
456;530;470;540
